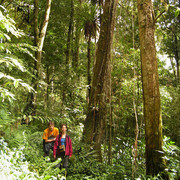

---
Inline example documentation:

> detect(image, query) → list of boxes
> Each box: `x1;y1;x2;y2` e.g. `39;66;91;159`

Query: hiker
43;121;59;156
53;124;72;172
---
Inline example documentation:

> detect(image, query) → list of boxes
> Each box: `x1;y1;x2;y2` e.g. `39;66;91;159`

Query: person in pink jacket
53;124;72;172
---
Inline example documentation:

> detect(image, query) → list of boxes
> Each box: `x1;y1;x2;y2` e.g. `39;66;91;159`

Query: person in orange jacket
43;121;59;156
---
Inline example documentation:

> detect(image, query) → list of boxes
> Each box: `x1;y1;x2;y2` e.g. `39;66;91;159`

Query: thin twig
154;10;166;24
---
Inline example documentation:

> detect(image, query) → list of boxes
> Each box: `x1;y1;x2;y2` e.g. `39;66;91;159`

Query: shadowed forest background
0;0;180;179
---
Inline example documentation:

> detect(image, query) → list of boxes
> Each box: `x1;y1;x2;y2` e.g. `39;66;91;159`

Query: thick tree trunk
137;0;168;178
83;0;118;162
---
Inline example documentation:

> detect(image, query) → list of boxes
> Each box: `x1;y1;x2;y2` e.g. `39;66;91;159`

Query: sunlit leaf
0;87;16;101
14;79;19;88
175;8;180;17
3;33;11;41
0;56;25;72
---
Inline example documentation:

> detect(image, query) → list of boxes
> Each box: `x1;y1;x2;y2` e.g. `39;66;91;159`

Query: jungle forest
0;0;180;179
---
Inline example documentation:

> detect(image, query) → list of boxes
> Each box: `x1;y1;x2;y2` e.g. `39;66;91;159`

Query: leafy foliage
2;124;179;180
0;138;38;179
163;136;180;179
0;6;34;130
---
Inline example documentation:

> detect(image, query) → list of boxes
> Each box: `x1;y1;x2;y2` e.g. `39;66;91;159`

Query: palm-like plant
0;6;35;101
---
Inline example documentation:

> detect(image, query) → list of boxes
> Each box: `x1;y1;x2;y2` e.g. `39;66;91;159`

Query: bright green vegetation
1;126;180;179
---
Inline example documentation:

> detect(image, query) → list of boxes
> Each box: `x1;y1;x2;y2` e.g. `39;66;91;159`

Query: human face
61;125;67;133
49;124;54;131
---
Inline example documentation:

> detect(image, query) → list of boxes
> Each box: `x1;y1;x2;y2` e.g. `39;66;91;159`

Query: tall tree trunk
66;0;74;72
62;0;74;102
132;7;139;178
45;66;50;111
177;0;180;84
137;0;168;178
27;0;51;115
174;35;179;84
72;23;80;68
108;77;112;165
83;0;118;162
87;34;92;104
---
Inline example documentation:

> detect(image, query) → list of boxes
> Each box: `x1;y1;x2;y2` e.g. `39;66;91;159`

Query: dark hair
48;121;54;126
61;124;67;129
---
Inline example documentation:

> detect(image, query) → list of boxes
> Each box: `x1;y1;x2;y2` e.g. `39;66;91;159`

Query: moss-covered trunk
137;0;168;178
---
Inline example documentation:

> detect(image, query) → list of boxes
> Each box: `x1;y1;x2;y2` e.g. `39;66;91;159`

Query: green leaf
175;9;180;18
3;33;11;41
14;79;19;88
0;87;16;101
0;55;26;72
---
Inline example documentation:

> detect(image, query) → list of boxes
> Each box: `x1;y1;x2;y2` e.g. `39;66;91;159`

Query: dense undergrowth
0;122;180;180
